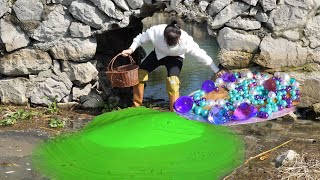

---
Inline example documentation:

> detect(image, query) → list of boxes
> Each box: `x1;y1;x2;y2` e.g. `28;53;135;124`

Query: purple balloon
221;72;236;83
201;80;216;93
174;96;194;113
232;103;257;121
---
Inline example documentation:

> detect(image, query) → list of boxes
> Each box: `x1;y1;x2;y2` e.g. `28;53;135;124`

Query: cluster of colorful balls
173;71;300;125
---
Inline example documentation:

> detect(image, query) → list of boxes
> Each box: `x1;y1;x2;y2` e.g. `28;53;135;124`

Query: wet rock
13;0;43;21
218;50;252;69
304;15;320;49
62;61;98;85
0;77;32;105
0;0;10;18
0;18;30;52
27;70;72;105
69;22;92;38
226;17;261;30
0;48;52;76
69;0;110;29
209;2;250;29
282;112;298;122
267;0;318;31
31;4;72;42
253;35;311;68
49;37;97;62
275;150;299;167
90;0;124;20
217;27;260;53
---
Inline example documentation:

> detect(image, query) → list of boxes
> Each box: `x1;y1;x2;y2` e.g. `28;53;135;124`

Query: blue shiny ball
194;106;202;115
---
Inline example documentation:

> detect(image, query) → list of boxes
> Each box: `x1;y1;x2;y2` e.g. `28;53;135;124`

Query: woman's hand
121;48;133;57
211;69;227;81
216;69;226;77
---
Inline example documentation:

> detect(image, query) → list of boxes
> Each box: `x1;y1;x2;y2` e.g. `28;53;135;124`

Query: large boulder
90;0;124;20
62;61;98;85
253;35;313;68
69;22;92;38
31;5;73;42
69;0;110;29
217;27;260;53
0;19;30;52
72;84;92;101
225;17;261;30
267;0;318;31
0;0;10;18
13;0;43;21
209;2;250;29
288;71;320;107
208;0;231;15
260;0;276;12
218;50;253;69
0;77;32;105
49;37;97;62
0;48;52;76
304;15;320;49
113;0;130;11
27;70;73;105
127;0;144;10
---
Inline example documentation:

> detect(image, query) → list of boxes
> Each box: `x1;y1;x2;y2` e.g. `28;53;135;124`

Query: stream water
141;13;220;102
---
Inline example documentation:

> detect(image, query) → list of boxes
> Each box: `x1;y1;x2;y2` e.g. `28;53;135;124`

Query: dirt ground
0;105;319;180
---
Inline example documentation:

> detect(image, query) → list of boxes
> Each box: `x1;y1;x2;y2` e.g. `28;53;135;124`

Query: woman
121;18;224;111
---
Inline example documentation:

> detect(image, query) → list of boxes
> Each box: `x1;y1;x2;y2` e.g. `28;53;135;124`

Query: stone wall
0;0;320;108
174;0;320;107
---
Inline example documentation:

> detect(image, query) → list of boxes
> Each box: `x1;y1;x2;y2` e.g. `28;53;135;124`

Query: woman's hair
164;18;181;47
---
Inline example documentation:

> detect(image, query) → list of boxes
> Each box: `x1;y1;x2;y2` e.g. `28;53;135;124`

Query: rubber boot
132;83;144;107
169;92;179;112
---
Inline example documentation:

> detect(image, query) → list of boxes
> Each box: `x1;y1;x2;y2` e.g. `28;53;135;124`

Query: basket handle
107;53;135;72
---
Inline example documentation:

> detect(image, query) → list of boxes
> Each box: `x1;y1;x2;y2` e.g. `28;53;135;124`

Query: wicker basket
106;53;139;88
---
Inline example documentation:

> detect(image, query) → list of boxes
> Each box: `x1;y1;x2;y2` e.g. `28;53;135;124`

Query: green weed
48;118;65;128
0;109;36;126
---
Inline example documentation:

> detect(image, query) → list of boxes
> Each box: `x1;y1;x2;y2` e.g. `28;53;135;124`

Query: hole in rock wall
94;17;146;105
94;13;219;106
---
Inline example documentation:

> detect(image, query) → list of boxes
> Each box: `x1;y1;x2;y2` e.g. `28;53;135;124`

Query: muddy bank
0;107;319;179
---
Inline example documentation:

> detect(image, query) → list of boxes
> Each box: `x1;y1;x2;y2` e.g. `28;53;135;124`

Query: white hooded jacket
129;24;220;73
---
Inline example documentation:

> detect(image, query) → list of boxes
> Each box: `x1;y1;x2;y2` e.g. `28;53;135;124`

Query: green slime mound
32;107;244;180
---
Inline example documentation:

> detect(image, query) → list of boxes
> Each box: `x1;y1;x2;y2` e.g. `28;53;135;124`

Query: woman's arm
122;27;154;56
186;36;220;73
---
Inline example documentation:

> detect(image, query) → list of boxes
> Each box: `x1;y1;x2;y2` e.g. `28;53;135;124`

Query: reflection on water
141;13;220;102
